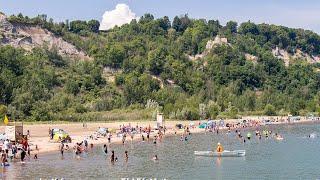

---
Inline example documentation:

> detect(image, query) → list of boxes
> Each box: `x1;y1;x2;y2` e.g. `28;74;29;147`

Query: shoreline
0;118;318;156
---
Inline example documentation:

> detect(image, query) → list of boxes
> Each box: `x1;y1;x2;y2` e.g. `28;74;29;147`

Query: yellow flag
4;115;9;125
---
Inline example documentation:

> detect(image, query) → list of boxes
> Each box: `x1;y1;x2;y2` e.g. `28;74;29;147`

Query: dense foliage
1;13;320;121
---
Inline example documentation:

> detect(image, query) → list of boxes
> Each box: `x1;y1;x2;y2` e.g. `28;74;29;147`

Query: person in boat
216;142;224;153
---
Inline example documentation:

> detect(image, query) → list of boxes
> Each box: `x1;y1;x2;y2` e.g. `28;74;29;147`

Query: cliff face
0;13;91;60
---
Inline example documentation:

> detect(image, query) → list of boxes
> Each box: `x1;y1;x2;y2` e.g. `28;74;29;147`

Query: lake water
1;123;320;180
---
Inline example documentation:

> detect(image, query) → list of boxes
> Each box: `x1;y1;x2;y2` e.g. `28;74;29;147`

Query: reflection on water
1;123;320;179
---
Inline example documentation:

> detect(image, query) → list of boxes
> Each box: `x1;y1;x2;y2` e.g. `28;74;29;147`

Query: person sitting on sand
216;142;224;153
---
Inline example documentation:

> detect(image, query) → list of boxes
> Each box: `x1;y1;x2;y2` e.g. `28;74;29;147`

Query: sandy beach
0;117;317;156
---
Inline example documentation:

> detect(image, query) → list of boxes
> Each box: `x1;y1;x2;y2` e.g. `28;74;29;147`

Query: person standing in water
60;142;65;156
124;151;128;162
1;151;8;166
147;133;150;141
103;144;108;155
122;134;126;145
20;148;26;162
110;150;115;164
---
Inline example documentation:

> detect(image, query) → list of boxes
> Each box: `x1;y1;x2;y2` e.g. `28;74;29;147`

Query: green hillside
1;13;320;121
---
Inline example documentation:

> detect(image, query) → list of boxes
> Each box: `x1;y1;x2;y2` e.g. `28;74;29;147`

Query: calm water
1;123;320;180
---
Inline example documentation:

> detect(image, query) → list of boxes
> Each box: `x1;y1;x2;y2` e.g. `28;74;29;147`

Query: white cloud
99;3;138;30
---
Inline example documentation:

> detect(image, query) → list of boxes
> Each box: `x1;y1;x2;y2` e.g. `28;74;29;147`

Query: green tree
264;104;276;116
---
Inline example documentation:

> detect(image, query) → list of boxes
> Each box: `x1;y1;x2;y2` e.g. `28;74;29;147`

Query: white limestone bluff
0;13;91;60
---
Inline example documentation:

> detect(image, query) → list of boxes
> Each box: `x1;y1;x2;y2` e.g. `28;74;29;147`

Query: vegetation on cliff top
1;13;320;121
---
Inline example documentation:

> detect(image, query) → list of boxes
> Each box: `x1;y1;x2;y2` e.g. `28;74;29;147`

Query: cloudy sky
0;0;319;33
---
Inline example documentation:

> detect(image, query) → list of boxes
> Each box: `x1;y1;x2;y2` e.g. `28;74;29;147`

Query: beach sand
0;120;203;155
0;117;316;155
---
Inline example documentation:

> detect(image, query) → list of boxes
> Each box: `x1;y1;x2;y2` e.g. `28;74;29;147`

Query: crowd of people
1;118;317;168
0;136;37;167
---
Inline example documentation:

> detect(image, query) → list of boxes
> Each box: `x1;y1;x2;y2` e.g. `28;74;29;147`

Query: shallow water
1;123;320;180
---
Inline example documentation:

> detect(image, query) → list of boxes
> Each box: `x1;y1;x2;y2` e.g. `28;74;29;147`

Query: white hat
217;142;221;145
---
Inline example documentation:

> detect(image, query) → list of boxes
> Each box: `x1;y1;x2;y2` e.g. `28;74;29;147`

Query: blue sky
0;0;319;33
